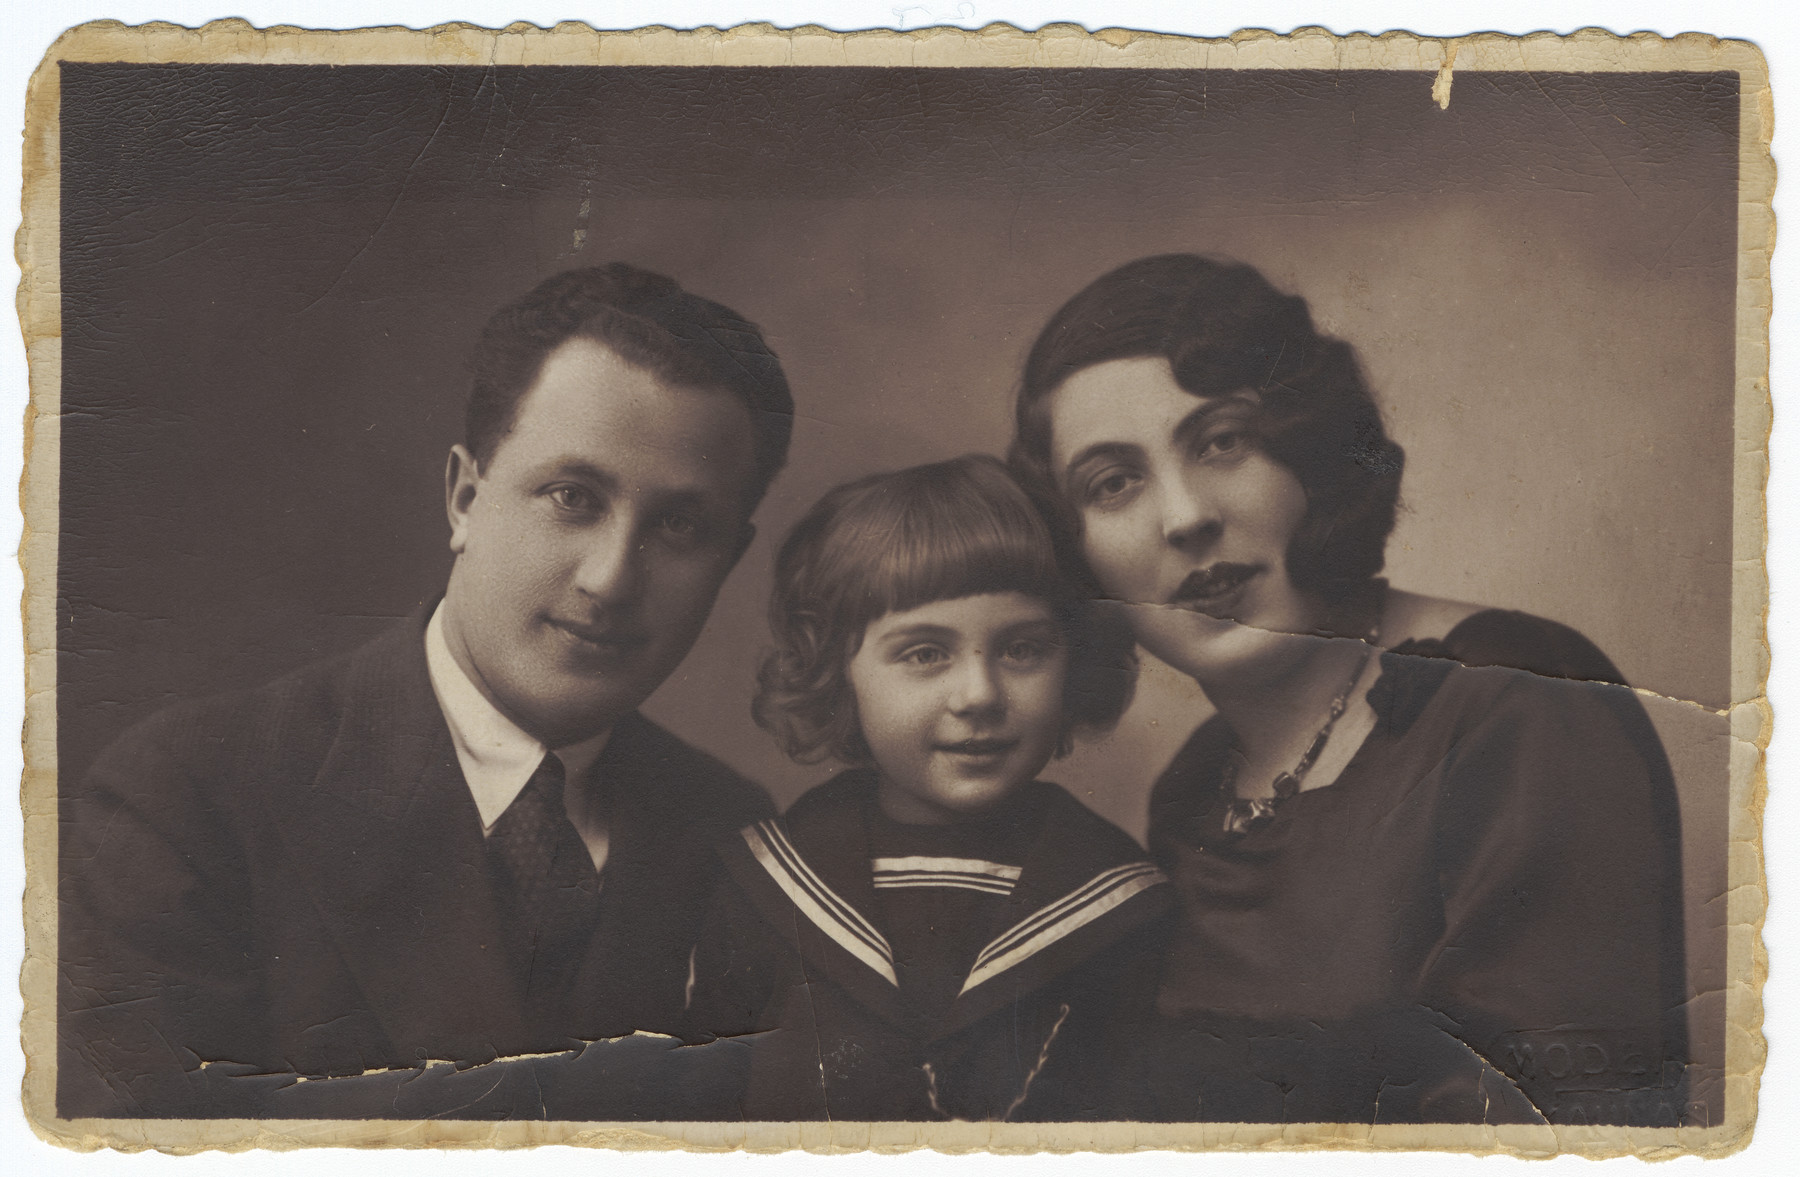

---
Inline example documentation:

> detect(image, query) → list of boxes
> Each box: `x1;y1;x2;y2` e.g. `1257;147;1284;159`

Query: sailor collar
719;774;1169;1036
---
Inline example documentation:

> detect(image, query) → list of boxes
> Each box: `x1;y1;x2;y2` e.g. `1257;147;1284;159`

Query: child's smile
847;592;1068;825
935;735;1019;766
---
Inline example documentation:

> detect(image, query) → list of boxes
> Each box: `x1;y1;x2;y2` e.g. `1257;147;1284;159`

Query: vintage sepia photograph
16;19;1770;1157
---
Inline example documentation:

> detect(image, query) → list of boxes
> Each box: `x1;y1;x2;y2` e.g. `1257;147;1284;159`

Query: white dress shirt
424;603;612;873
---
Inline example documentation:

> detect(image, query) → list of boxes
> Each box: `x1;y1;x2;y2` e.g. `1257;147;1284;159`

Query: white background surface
2;1;1792;1172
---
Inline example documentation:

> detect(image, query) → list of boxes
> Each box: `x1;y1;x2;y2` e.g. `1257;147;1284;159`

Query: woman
1009;254;1688;1126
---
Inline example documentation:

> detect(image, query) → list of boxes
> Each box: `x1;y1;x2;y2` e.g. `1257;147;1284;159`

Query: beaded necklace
1219;641;1378;838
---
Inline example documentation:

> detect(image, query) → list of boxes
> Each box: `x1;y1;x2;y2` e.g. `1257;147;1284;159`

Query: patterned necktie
487;752;603;1008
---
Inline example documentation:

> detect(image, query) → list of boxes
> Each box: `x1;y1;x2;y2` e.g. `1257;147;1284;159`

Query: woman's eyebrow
1170;397;1250;446
1062;396;1253;482
1062;440;1142;485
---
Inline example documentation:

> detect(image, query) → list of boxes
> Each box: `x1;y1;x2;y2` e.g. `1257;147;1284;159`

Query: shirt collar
424;602;611;831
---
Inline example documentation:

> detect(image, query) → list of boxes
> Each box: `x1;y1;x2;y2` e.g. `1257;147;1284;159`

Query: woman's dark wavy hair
754;454;1138;766
1009;254;1405;604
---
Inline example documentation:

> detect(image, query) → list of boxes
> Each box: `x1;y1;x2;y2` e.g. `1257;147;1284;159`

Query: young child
685;454;1171;1122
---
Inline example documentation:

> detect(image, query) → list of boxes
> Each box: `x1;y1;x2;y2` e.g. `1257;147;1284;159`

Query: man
58;264;795;1118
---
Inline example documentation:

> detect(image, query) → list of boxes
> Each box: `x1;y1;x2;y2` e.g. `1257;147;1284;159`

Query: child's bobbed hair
754;453;1138;766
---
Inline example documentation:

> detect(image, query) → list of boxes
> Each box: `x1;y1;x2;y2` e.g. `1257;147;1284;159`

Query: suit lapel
270;615;531;1063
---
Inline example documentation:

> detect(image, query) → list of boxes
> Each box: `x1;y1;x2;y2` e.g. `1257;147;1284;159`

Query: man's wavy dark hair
466;263;795;511
754;454;1138;767
1009;254;1405;604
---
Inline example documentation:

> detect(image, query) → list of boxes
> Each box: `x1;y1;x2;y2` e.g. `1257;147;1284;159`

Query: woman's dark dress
1146;609;1689;1126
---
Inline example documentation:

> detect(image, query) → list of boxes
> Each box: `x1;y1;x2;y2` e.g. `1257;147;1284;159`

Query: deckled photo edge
16;19;1771;1158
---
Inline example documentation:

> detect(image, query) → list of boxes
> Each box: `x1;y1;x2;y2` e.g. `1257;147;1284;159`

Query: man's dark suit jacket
58;611;772;1119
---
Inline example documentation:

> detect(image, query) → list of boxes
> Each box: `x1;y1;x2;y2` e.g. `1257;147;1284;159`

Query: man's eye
660;512;700;539
548;485;598;512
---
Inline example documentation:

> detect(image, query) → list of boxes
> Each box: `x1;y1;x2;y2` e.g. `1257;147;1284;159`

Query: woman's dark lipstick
1170;563;1259;616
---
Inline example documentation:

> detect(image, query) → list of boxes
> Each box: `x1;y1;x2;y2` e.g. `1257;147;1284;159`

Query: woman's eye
1197;428;1250;461
1086;469;1140;505
900;645;947;666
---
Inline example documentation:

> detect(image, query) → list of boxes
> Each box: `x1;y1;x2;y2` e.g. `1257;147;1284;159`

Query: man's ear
445;445;482;555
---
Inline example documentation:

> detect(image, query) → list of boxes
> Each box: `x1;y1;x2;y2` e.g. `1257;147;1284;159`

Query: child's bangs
851;472;1068;623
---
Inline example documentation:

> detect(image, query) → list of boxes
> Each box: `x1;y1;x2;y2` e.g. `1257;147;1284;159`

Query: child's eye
1002;639;1048;664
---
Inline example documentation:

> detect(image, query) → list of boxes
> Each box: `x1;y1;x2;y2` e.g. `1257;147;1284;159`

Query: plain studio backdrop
58;64;1736;1117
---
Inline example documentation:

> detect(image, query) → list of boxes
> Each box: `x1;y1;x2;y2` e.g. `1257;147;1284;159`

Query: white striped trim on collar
742;820;898;986
871;856;1022;896
959;862;1166;996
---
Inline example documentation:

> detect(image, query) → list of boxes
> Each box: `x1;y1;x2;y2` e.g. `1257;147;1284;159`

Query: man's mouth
549;617;649;653
1169;563;1259;617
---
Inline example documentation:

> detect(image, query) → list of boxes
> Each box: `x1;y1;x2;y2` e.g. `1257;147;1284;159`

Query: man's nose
1161;471;1224;551
572;518;645;605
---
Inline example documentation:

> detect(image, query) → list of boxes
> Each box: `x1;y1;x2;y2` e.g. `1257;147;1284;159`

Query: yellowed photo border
17;19;1771;1157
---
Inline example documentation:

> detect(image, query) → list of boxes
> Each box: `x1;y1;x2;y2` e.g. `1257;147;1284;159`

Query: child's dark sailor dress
685;771;1172;1121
